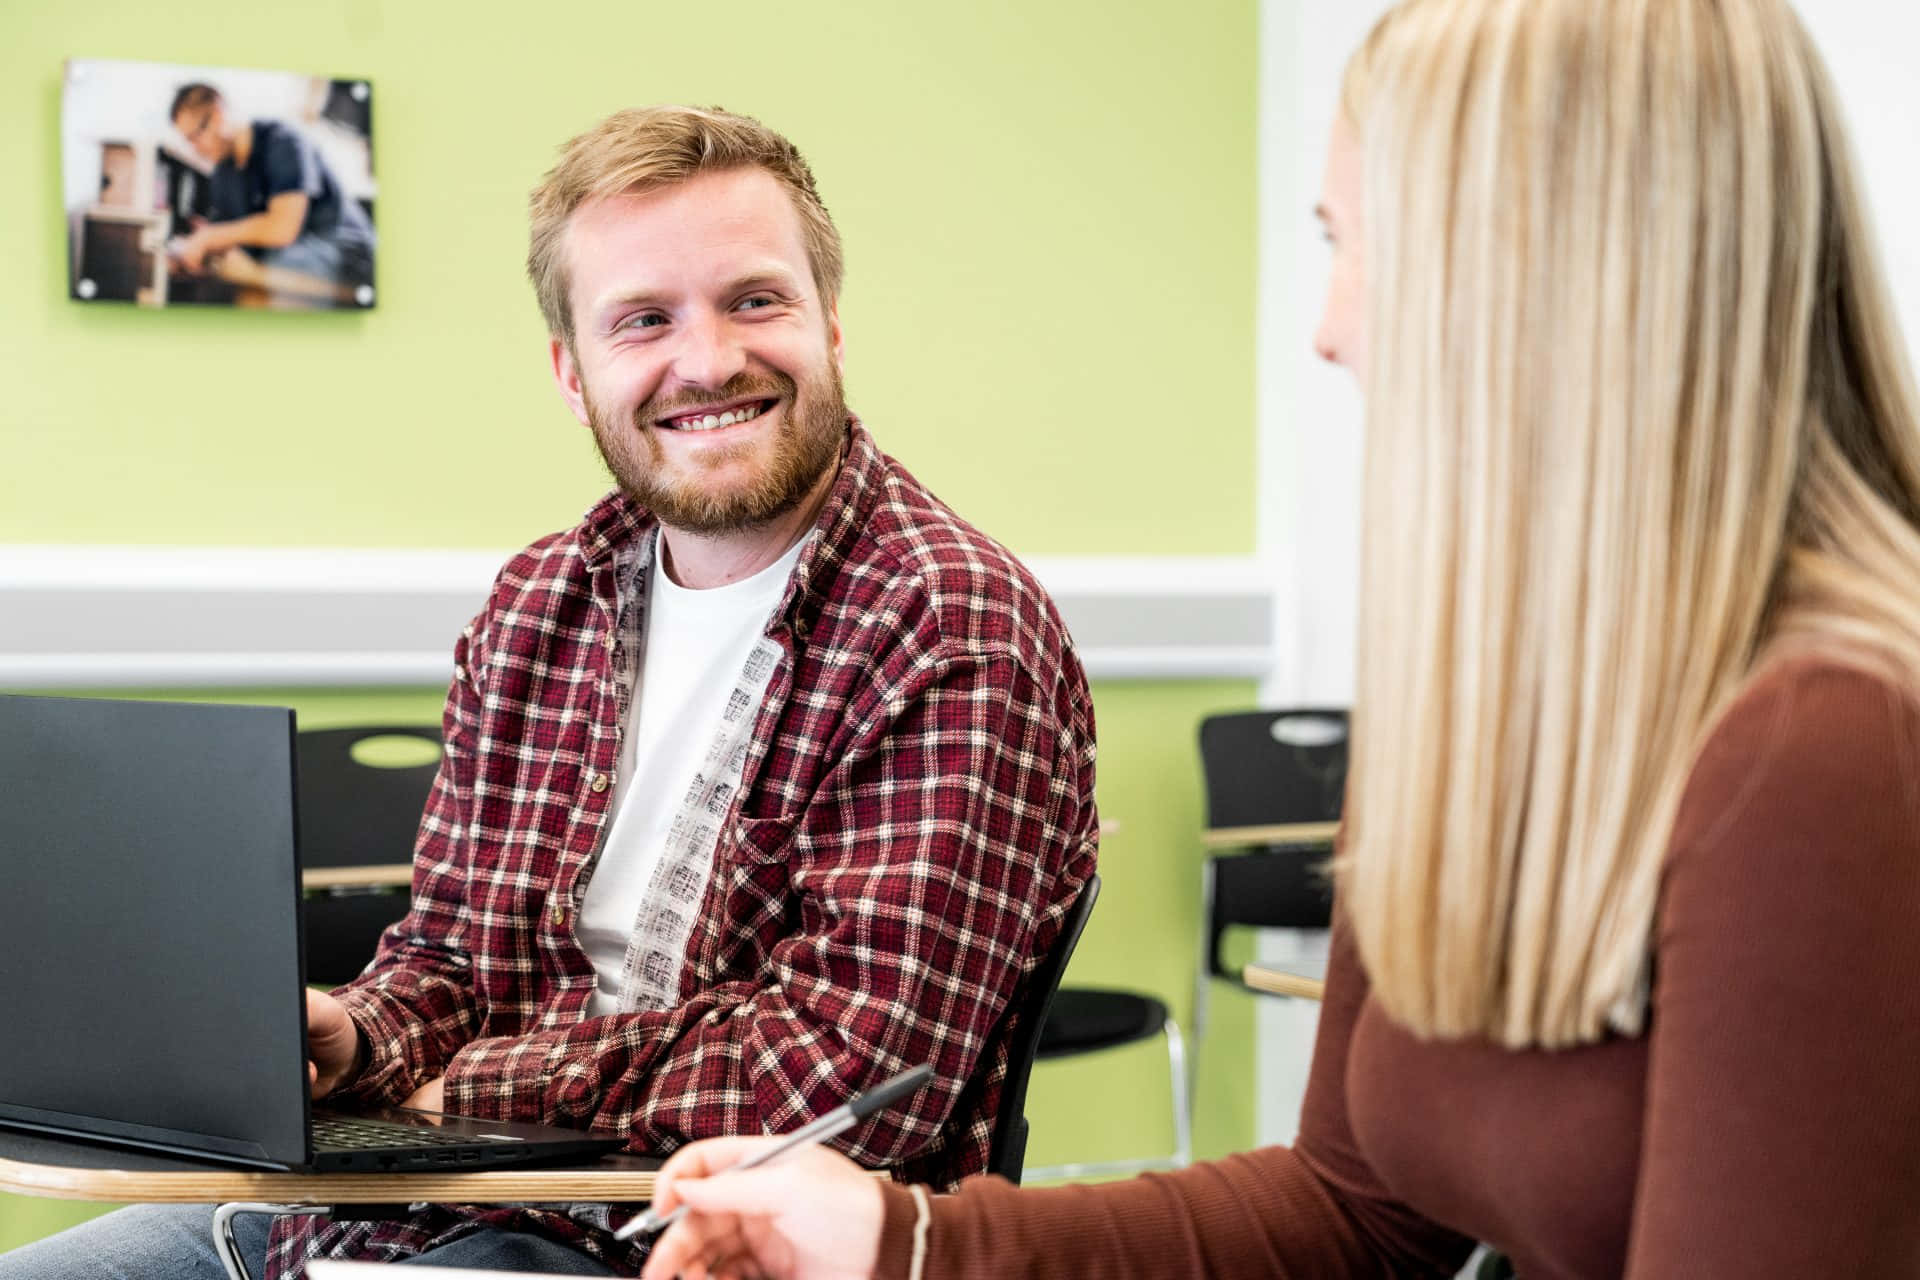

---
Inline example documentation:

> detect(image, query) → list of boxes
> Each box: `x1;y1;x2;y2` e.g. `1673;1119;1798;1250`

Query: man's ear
549;337;591;428
827;301;845;374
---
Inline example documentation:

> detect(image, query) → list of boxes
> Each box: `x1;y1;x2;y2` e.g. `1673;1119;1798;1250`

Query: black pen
614;1063;936;1241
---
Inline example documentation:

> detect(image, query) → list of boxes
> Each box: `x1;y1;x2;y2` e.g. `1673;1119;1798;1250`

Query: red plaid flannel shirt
268;421;1098;1276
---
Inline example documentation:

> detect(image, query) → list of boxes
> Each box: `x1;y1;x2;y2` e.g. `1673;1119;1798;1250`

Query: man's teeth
674;403;764;432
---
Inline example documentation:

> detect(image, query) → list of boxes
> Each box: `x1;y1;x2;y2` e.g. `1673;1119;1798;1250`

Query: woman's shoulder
1667;654;1920;892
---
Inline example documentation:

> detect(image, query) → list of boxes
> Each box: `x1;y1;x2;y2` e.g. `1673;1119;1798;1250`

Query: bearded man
0;106;1096;1280
277;105;1097;1276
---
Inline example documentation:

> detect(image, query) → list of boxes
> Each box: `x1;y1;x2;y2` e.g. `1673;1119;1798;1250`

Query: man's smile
656;396;780;433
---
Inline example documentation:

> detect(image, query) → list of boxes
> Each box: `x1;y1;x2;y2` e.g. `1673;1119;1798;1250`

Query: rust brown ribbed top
876;659;1920;1278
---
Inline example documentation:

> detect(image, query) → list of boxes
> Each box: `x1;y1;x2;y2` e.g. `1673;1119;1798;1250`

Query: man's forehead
578;170;803;244
566;170;812;301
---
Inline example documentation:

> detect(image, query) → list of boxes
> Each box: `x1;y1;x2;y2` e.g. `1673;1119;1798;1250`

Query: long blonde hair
1340;0;1920;1048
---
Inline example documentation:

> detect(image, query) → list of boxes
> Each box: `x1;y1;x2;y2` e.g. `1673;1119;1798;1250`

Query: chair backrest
1203;850;1333;979
1197;708;1349;830
296;725;442;986
1198;710;1346;979
986;873;1100;1183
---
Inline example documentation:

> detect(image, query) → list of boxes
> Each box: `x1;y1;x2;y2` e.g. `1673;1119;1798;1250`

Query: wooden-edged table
1241;961;1327;1002
0;1128;658;1280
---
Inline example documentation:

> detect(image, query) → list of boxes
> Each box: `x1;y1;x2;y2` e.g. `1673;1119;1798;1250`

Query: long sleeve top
268;421;1099;1278
876;658;1920;1278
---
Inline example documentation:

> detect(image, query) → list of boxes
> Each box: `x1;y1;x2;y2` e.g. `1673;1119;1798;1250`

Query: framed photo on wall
62;57;376;311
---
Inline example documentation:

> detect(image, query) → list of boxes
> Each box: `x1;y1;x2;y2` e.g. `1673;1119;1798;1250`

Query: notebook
0;693;626;1173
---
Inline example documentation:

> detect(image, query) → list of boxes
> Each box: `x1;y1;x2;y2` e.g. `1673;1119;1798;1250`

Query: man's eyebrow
592;268;805;321
724;267;804;294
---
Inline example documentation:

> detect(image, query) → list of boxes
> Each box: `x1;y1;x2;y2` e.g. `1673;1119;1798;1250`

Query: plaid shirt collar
573;414;883;638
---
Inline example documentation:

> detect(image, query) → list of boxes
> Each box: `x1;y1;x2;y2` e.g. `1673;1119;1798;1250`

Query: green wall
1;0;1264;1251
3;0;1254;551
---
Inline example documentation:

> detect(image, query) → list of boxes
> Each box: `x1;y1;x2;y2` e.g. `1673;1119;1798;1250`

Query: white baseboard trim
0;546;1278;688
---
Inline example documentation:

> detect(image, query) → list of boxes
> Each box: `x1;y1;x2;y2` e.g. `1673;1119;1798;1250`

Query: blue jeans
0;1204;616;1278
249;231;373;287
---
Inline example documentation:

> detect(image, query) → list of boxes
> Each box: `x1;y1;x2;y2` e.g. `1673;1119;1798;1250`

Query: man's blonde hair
1336;0;1920;1048
527;105;844;344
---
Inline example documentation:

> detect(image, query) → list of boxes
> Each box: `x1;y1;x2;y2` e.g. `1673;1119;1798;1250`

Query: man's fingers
305;988;362;1098
402;1075;445;1112
306;987;342;1029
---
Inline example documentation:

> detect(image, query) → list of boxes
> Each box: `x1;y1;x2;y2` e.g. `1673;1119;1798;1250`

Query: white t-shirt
577;533;804;1018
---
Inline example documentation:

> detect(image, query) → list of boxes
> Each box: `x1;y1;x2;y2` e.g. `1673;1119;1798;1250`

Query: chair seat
1038;988;1169;1058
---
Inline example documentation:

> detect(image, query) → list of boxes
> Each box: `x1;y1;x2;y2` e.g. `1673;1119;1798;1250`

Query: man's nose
670;311;747;390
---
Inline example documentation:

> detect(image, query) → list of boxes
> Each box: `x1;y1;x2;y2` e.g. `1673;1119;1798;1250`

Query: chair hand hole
1269;716;1343;747
347;735;443;769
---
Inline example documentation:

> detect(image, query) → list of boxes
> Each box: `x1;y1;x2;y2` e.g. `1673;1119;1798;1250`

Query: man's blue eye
737;296;774;310
632;313;668;328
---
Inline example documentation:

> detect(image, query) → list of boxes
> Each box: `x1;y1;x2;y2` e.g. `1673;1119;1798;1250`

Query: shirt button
550;903;566;926
590;773;610;793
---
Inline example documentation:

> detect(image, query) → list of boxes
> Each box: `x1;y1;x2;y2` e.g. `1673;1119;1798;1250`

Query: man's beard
584;362;847;536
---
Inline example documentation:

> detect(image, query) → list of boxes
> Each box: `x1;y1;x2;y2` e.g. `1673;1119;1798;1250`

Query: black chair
986;874;1100;1182
1022;882;1192;1181
296;725;441;986
1191;710;1346;1101
1199;707;1348;832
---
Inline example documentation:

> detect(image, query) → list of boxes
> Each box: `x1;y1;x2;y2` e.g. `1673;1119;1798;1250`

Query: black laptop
0;694;626;1173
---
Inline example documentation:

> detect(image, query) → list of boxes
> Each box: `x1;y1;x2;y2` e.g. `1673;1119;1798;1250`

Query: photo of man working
165;80;375;289
1;104;1098;1279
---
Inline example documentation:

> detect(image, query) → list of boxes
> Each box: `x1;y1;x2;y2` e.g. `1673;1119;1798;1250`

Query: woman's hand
639;1137;885;1280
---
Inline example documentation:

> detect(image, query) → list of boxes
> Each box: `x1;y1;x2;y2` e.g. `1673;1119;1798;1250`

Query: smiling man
0;105;1095;1280
267;106;1099;1276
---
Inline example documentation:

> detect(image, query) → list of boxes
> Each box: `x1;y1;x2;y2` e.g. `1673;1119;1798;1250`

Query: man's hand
402;1075;446;1113
168;223;213;273
306;989;362;1098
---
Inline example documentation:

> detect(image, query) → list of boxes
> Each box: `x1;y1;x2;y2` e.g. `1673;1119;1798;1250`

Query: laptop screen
0;695;311;1167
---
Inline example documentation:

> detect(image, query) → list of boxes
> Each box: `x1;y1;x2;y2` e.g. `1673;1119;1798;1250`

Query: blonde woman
639;0;1920;1275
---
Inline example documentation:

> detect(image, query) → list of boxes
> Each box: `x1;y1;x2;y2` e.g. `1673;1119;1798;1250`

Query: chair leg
1191;861;1216;1119
1188;979;1209;1126
211;1202;330;1280
1163;1015;1192;1168
1024;1017;1193;1182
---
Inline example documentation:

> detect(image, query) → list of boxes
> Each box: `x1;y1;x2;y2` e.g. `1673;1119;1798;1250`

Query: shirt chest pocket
707;815;800;978
730;814;801;864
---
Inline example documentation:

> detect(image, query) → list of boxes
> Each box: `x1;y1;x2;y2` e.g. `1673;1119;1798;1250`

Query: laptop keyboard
312;1116;479;1150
